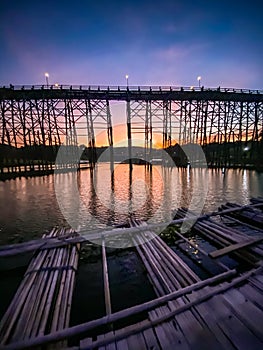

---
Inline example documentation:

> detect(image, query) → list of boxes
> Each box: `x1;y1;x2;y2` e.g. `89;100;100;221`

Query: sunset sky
0;0;262;145
0;0;262;88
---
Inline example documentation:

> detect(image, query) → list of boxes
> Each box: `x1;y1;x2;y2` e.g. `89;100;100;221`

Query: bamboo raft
0;199;263;349
0;228;80;349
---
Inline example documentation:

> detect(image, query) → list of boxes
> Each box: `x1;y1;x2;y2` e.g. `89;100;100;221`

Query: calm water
1;165;263;326
0;164;263;245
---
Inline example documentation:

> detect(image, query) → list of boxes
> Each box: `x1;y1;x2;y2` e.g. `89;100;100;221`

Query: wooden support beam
209;237;263;259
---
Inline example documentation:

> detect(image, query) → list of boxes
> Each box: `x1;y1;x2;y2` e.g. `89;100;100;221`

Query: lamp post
45;72;49;87
197;76;201;88
125;74;129;88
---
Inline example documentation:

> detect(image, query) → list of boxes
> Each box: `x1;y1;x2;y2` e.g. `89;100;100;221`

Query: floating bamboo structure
0;228;80;349
0;199;262;349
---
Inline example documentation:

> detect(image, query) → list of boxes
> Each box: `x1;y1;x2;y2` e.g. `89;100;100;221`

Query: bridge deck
1;85;263;102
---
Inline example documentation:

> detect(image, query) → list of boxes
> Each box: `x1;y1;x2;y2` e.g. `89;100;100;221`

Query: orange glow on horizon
77;124;177;148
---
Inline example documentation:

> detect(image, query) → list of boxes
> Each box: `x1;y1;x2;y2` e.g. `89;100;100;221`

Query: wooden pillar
126;100;132;171
106;100;114;173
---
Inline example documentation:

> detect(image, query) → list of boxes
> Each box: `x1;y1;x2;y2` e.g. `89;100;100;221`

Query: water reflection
80;164;163;226
0;166;262;245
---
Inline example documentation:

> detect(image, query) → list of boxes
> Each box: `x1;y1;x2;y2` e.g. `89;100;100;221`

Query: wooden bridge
0;199;263;349
0;85;263;178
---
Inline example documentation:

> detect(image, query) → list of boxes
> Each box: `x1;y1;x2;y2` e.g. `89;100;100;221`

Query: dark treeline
0;140;263;174
165;140;263;171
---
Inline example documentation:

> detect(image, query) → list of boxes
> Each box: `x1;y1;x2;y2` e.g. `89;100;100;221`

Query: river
0;164;262;246
1;164;263;328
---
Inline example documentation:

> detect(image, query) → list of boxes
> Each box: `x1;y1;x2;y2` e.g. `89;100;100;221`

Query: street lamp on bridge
45;72;49;87
125;74;129;88
197;76;201;88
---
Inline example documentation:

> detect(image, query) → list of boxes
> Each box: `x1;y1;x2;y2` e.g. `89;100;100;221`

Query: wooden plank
248;278;263;292
115;336;129;350
186;286;239;349
209;237;263;258
142;327;161;350
96;333;106;350
206;293;263;350
149;307;189;350
223;288;263;341
115;324;138;350
126;327;146;350
252;274;263;284
238;284;263;311
167;299;217;349
80;336;93;349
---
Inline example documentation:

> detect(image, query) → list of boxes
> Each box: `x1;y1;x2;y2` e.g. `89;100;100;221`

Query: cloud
153;42;208;61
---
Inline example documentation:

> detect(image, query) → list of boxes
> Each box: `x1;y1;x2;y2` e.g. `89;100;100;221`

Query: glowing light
197;76;201;88
44;72;49;86
125;74;129;87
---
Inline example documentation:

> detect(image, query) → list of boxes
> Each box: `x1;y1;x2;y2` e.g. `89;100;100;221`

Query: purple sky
0;0;262;89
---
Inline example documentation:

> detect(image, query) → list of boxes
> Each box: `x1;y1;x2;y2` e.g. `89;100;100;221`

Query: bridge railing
0;84;262;94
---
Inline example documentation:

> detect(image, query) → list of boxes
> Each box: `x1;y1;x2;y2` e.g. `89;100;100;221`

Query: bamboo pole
101;237;112;316
209;237;263;259
0;228;80;347
1;202;263;258
193;221;259;265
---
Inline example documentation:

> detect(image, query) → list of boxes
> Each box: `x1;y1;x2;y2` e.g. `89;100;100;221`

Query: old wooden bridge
0;198;263;349
0;85;263;178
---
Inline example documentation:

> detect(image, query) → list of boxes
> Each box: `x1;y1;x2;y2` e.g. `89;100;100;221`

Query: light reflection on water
0;164;262;245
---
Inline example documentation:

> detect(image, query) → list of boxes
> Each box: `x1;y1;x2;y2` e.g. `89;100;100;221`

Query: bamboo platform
174;207;263;266
220;202;263;229
0;199;263;349
78;267;263;350
77;211;263;350
0;228;80;349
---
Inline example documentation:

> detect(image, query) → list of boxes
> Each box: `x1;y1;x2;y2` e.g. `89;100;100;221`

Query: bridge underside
0;86;263;175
